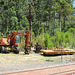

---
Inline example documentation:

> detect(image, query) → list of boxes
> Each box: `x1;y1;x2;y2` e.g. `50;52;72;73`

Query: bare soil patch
0;52;75;64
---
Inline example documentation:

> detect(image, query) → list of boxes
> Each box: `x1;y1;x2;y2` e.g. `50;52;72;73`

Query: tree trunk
7;16;9;32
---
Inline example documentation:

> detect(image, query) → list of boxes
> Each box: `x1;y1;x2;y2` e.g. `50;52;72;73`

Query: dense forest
0;0;75;49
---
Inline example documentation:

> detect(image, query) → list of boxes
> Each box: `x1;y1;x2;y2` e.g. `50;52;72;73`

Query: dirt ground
0;52;75;64
0;52;75;72
0;52;56;64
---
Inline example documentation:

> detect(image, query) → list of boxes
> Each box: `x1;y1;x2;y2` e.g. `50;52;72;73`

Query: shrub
55;31;61;46
51;36;56;47
44;33;50;48
49;40;54;48
31;32;45;48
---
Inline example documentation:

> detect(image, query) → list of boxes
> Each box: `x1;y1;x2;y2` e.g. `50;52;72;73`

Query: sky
73;0;75;7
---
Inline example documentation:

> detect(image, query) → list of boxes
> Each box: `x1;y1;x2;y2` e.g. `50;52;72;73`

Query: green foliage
63;28;75;48
62;32;65;42
44;33;50;48
31;32;45;48
0;0;75;49
68;28;75;48
51;36;56;47
49;40;54;48
55;31;61;46
55;31;61;41
20;16;29;31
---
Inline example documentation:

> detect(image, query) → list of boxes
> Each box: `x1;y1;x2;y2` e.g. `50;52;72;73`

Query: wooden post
29;4;31;41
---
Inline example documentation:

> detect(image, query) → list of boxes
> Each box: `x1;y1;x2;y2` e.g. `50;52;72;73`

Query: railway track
0;63;75;75
50;69;75;75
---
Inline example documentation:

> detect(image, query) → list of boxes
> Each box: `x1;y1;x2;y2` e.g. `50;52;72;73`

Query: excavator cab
13;35;20;46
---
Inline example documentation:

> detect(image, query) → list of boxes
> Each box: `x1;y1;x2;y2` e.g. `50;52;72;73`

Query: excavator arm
25;30;31;54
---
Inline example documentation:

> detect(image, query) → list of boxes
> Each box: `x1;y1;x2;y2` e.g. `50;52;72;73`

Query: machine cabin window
15;35;19;44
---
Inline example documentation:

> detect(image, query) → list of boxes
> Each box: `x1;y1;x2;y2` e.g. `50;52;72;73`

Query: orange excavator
0;30;31;54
